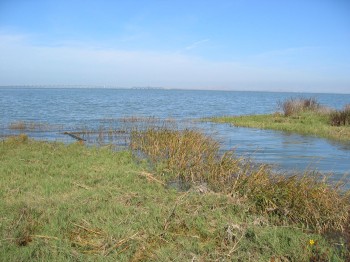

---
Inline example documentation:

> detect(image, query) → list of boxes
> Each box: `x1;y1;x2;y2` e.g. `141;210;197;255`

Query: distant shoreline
1;85;349;95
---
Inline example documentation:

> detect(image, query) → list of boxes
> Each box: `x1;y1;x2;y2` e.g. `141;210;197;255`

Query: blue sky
0;0;349;93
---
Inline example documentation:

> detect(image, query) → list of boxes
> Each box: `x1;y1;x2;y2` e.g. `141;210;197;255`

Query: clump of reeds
278;97;321;116
235;170;350;232
130;126;350;233
130;127;220;182
329;104;350;126
121;116;158;123
8;121;60;131
9;121;27;130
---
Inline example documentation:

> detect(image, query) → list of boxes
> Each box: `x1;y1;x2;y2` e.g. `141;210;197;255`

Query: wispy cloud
0;37;241;86
174;39;210;54
184;39;210;50
0;33;349;92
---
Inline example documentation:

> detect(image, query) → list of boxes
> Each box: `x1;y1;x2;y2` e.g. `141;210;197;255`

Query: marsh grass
236;170;350;232
330;104;350;126
130;127;220;182
209;97;350;141
63;117;193;147
278;97;321;117
1;135;349;261
130;127;350;234
67;128;129;145
9;121;62;131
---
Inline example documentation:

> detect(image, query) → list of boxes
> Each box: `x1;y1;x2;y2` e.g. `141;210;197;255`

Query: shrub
329;105;350;126
279;97;320;116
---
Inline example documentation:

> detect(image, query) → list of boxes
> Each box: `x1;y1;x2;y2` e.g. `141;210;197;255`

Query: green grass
209;111;350;141
130;127;350;234
0;135;348;261
207;97;350;142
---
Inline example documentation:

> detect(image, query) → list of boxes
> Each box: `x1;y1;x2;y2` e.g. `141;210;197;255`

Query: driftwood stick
63;132;86;141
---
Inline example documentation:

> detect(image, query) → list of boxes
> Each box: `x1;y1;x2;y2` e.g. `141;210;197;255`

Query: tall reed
8;121;54;131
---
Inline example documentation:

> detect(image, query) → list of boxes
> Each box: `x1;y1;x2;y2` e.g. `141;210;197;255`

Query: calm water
1;87;349;182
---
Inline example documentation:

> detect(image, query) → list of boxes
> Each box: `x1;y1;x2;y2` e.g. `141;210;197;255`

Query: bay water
1;87;349;184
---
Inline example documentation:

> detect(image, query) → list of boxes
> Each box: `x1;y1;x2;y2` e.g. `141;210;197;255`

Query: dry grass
4;133;29;144
235;170;350;232
131;128;219;182
330;104;350;126
8;121;63;132
130;126;350;233
278;97;322;116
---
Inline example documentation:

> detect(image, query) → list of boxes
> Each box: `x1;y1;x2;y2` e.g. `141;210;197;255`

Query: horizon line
0;84;349;95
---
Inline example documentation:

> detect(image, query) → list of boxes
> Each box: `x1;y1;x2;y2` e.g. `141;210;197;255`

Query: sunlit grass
130;127;350;234
208;110;350;141
1;135;349;261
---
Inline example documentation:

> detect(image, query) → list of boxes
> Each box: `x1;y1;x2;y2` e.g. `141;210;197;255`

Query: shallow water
1;87;349;183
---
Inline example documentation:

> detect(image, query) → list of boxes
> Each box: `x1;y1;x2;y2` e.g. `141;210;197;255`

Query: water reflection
202;122;350;178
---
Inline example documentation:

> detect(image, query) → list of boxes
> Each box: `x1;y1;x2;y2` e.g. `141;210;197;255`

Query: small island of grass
208;97;350;142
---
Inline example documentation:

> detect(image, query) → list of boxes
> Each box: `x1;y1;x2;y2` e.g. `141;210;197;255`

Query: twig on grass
104;232;140;256
72;223;102;235
72;182;90;190
139;171;166;186
31;234;60;241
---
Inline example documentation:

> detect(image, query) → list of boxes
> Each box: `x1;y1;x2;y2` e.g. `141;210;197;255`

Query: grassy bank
1;134;349;261
208;98;350;141
209;111;350;141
